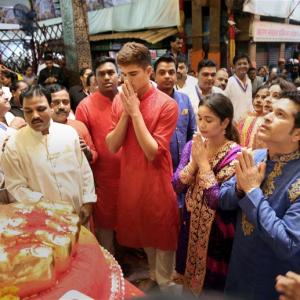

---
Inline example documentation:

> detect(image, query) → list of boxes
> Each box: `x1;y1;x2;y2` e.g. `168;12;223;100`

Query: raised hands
120;80;140;117
191;132;211;173
235;148;266;193
276;271;300;300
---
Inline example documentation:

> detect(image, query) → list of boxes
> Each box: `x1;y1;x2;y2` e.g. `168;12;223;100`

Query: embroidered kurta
76;92;121;229
1;121;96;214
219;149;300;300
110;87;179;250
172;140;240;294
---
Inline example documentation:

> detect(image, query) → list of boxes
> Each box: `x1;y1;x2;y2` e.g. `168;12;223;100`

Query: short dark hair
197;59;216;73
177;55;188;66
44;53;53;61
46;84;67;100
169;34;183;43
233;53;250;65
20;84;51;106
2;70;17;83
153;55;176;72
248;67;256;73
281;90;300;129
93;56;117;73
10;80;27;92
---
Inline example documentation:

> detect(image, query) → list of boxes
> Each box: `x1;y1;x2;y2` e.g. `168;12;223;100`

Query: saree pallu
238;115;264;149
180;141;240;295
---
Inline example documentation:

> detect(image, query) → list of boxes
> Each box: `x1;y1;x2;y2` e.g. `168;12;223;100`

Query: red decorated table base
25;227;144;300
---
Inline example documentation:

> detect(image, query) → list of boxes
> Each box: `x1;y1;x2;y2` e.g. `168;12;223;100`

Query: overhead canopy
0;0;180;36
88;0;180;34
243;0;300;21
89;27;178;44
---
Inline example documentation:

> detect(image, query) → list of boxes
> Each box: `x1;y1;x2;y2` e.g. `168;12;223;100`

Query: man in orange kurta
76;57;120;254
106;43;179;289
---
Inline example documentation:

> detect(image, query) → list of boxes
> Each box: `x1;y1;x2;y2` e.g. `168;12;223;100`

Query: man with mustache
219;90;300;299
214;68;229;91
1;85;96;225
48;84;97;163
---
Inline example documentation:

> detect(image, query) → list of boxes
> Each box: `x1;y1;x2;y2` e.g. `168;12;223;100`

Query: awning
89;27;178;44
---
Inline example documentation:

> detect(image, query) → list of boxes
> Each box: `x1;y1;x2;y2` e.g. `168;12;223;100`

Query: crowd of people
1;38;300;300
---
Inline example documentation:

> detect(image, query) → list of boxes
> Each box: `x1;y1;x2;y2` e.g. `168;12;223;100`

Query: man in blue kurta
154;54;196;207
154;54;196;278
219;90;300;300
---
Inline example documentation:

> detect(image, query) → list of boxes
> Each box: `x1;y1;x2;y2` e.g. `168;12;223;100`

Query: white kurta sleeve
1;140;43;203
224;80;232;100
75;138;97;205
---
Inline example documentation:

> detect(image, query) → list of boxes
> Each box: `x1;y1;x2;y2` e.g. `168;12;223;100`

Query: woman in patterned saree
238;86;269;149
173;93;241;295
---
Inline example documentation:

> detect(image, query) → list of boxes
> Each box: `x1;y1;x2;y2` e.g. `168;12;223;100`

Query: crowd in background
0;36;300;300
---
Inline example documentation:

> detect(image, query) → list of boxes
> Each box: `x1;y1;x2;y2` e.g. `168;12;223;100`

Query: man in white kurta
225;75;252;123
1;85;96;222
225;54;253;123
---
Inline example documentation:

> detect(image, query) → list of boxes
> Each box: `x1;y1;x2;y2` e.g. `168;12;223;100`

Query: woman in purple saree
172;93;241;295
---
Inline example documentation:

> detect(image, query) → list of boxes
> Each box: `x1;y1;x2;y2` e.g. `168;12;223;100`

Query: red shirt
76;92;121;229
110;87;179;250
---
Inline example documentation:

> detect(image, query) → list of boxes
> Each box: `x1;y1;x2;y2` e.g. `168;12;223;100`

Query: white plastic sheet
243;0;300;21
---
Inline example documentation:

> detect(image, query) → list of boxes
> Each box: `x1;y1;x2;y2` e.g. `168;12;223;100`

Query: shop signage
253;20;300;42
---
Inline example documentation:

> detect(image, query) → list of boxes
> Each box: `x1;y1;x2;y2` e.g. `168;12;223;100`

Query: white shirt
179;82;224;116
225;75;253;122
1;121;96;213
175;75;198;114
175;75;198;90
